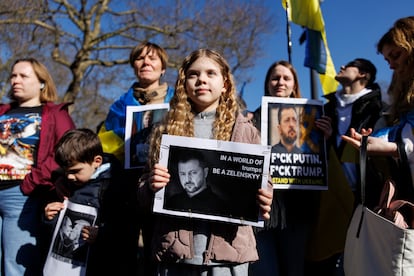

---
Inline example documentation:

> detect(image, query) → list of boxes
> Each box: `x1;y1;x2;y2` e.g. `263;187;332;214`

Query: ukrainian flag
282;0;338;95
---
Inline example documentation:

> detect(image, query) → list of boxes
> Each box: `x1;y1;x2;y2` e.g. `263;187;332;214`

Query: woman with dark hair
250;60;318;276
251;60;301;132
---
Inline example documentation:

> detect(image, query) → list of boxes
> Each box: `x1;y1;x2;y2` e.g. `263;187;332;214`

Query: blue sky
242;0;414;112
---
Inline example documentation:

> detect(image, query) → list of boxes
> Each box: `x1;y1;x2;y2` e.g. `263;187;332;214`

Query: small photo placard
261;96;327;190
124;104;169;169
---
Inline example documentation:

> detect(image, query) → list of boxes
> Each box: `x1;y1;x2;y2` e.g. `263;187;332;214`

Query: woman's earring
40;83;45;90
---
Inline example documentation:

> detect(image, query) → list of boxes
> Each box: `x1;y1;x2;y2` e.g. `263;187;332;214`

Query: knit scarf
132;82;168;104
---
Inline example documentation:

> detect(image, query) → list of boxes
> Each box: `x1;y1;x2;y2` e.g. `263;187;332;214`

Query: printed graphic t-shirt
0;105;42;190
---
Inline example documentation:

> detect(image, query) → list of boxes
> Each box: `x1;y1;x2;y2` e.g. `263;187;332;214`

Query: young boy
43;128;122;276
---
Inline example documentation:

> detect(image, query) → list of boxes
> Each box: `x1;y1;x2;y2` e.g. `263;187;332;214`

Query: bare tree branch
0;0;277;127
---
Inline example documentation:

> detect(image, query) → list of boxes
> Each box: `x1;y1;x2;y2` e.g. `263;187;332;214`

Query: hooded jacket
323;86;383;159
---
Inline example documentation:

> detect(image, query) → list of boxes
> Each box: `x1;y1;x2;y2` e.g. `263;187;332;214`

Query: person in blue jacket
98;41;174;275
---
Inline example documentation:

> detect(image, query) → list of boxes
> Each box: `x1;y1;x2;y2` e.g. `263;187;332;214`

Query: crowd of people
0;15;413;276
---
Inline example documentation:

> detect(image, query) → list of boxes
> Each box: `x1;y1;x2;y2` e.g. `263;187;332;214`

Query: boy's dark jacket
43;153;124;275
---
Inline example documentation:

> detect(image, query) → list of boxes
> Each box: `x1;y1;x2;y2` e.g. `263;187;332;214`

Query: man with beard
164;152;227;217
272;104;302;154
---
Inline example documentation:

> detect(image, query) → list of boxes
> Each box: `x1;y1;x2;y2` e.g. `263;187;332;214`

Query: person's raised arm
341;128;399;158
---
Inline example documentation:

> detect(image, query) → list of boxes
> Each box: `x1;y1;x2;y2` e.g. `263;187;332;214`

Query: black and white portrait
153;135;271;227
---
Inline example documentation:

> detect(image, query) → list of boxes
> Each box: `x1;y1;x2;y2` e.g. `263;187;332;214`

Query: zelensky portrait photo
164;149;230;217
261;97;328;190
153;135;271;227
271;104;303;154
125;104;169;169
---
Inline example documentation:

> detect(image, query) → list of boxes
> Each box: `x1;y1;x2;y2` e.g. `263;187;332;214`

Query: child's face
185;57;226;112
64;156;102;185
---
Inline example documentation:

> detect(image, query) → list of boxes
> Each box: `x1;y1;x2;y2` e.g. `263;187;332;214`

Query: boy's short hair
55;128;103;168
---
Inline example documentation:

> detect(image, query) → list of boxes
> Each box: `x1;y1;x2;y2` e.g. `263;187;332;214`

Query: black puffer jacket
43;154;123;275
323;86;383;158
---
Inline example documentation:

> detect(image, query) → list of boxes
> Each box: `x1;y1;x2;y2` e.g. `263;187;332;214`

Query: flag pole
285;0;292;63
310;69;319;99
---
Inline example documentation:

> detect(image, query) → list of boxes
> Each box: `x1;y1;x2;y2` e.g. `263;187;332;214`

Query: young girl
140;49;272;275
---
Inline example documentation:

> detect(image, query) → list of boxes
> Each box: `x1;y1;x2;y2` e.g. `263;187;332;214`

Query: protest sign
125;103;169;168
153;134;271;227
261;96;327;190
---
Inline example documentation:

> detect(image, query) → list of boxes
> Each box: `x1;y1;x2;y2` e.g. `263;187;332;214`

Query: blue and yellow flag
282;0;338;94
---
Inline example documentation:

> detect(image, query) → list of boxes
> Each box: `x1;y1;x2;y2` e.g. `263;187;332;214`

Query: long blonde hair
148;49;238;168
